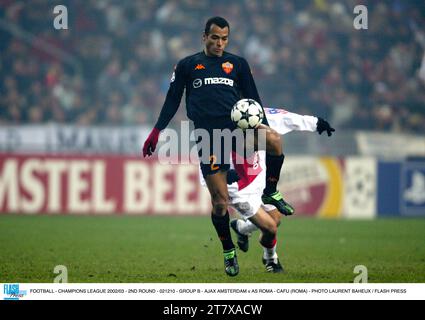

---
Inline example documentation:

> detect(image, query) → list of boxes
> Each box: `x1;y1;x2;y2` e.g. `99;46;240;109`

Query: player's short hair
204;16;230;35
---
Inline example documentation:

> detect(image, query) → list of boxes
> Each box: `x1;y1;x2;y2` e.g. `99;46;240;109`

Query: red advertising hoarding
0;154;211;215
0;154;347;217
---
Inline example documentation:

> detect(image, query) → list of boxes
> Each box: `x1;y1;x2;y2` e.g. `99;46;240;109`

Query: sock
237;219;259;235
211;212;235;251
264;154;285;195
262;237;278;261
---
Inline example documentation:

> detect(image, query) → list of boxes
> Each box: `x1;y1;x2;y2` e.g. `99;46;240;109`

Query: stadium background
0;0;425;283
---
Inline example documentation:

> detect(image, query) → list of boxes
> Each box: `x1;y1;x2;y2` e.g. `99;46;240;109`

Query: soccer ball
231;98;264;130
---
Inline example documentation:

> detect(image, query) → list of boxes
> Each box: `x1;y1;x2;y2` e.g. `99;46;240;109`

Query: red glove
142;127;160;157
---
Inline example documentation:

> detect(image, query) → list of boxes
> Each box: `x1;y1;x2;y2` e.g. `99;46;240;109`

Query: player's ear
202;32;207;41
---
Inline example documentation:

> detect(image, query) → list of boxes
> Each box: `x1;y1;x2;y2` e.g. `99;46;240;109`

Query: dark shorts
194;113;269;178
194;120;240;178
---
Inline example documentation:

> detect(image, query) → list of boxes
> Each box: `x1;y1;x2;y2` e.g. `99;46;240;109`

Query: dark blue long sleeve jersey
154;51;267;130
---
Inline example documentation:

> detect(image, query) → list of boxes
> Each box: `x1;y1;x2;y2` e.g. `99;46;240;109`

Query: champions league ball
231;98;264;130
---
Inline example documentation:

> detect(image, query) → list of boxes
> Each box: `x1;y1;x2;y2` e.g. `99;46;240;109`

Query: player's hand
142;128;160;157
227;169;240;184
316;117;335;137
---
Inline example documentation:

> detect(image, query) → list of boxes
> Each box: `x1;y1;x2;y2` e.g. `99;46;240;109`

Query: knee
270;211;282;226
267;130;282;155
211;195;229;216
263;223;277;238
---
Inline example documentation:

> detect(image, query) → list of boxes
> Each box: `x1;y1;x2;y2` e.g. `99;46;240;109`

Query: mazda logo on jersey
204;77;234;86
193;79;202;88
192;77;234;89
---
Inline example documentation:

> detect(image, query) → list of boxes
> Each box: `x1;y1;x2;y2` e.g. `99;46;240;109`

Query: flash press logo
3;284;27;300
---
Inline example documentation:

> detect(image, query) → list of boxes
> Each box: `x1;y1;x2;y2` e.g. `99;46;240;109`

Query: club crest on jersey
222;61;233;74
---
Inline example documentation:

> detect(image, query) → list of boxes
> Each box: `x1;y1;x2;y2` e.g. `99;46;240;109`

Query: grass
0;215;424;283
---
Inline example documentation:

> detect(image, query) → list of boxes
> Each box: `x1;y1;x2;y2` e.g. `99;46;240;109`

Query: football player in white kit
220;107;335;272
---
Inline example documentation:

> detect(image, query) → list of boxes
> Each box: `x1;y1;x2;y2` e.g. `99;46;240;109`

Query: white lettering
44;160;67;213
68;161;90;213
153;165;174;214
158;129;179;164
53;265;68;283
354;265;368;283
0;160;19;212
53;5;68;30
353;5;368;30
20;159;44;213
204;77;234;86
92;161;116;213
124;161;150;213
176;166;198;214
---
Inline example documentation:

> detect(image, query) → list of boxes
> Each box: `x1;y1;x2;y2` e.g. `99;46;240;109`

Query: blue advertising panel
400;161;425;216
378;160;425;217
377;162;401;216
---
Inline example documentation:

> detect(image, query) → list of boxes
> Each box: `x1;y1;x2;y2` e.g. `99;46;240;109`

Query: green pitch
1;215;424;283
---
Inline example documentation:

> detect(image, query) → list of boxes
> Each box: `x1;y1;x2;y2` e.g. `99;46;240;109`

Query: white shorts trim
228;170;265;220
262;203;277;213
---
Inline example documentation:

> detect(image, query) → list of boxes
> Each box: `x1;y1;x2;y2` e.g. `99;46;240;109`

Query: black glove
227;169;240;184
316;117;335;137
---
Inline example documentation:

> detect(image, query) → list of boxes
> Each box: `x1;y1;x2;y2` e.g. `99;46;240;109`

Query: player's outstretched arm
142;60;186;157
264;108;335;137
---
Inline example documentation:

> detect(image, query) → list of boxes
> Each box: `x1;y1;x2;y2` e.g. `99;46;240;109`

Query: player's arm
142;60;186;157
264;108;335;136
238;58;262;105
238;58;269;125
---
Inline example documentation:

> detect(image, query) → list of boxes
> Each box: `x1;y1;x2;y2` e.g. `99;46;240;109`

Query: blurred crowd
0;0;424;133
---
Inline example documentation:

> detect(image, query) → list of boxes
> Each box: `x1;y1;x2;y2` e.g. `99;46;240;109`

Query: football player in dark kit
143;17;292;276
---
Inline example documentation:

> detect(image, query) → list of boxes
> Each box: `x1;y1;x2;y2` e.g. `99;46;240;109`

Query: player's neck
203;49;224;58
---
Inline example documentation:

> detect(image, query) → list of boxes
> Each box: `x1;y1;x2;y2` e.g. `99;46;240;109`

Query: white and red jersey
264;107;318;135
199;108;318;218
227;150;267;218
229;107;318;192
200;108;318;190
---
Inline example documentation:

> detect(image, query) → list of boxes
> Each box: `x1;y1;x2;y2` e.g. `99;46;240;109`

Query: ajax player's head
203;16;229;57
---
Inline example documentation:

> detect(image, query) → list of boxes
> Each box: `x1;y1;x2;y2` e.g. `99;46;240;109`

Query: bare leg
205;171;229;217
248;207;283;272
248;207;277;248
205;171;239;276
252;125;294;215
